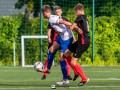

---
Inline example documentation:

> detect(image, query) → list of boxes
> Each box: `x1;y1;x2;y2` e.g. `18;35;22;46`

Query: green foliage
0;16;22;65
0;13;120;66
94;16;120;66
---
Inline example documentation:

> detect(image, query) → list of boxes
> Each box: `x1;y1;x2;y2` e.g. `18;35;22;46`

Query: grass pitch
0;66;120;90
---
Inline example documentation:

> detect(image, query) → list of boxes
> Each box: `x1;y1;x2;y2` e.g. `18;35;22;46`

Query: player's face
43;11;50;19
55;9;62;16
75;10;83;16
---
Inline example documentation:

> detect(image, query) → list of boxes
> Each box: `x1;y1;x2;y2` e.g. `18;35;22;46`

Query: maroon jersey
47;16;68;44
74;15;90;44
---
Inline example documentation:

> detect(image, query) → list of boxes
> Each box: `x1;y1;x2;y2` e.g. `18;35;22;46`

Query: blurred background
0;0;120;66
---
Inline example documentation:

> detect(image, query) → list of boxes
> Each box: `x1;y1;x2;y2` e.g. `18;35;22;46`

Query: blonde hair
74;3;84;11
42;5;51;12
54;6;62;11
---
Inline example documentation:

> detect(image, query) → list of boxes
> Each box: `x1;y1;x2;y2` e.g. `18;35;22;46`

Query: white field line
0;78;120;82
91;78;120;80
0;86;120;90
53;78;120;81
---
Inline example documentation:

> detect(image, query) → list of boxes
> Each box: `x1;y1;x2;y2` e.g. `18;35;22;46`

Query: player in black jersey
64;3;90;86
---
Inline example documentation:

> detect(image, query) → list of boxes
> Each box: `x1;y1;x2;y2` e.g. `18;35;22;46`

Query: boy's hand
48;38;52;43
77;28;83;34
73;38;77;43
69;23;76;30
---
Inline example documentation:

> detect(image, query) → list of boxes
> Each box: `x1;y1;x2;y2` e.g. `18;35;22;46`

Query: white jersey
48;15;73;40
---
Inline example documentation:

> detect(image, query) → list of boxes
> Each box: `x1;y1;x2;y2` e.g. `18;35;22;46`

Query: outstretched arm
58;20;72;26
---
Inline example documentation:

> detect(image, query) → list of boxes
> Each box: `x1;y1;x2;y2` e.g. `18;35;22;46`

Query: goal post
21;35;48;67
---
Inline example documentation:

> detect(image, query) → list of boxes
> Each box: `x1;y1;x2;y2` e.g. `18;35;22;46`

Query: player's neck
78;13;85;16
48;14;52;19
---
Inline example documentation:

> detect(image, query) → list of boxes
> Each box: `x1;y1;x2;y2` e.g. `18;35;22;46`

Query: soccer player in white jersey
41;5;73;85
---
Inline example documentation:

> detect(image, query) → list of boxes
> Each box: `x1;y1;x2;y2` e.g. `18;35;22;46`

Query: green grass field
0;66;120;90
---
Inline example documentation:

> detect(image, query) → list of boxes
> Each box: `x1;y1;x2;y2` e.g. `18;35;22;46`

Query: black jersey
74;15;90;44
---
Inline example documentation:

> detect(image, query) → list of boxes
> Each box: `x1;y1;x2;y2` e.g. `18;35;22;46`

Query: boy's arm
58;20;72;26
70;23;83;35
48;29;52;43
47;23;52;43
71;31;76;42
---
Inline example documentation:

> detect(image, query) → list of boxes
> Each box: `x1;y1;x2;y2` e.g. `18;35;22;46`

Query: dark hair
42;5;51;12
74;3;84;11
54;6;62;11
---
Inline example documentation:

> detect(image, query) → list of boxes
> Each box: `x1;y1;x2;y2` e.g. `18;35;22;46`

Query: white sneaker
56;79;69;85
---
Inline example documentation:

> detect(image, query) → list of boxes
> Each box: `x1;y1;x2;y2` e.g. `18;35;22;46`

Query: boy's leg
64;47;79;81
41;43;53;80
70;44;90;86
71;57;88;81
71;57;89;86
56;52;69;85
56;38;73;85
65;60;72;80
65;55;79;81
42;42;60;73
41;59;48;80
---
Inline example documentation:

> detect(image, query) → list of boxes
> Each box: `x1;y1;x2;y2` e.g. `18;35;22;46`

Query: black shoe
78;78;89;86
73;75;79;81
68;76;72;80
41;75;46;80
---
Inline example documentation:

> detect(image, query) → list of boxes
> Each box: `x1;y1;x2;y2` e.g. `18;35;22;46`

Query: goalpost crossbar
21;35;48;67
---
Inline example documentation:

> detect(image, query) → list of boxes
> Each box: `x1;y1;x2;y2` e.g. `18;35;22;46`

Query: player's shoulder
49;15;60;23
49;15;59;20
75;15;87;22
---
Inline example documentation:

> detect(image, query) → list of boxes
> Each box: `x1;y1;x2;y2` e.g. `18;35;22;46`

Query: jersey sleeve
49;15;61;24
47;23;52;29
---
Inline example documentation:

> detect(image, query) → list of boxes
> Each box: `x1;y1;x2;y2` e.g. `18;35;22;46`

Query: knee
49;46;56;53
49;47;53;53
59;57;64;61
63;52;67;57
71;60;76;66
64;50;71;57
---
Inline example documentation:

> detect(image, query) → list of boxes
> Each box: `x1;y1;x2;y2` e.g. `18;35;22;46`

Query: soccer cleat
78;78;89;86
73;75;79;81
68;76;72;80
56;79;69;85
41;75;46;80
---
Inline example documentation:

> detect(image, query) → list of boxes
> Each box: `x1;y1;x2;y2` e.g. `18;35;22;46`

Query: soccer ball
51;84;56;89
34;61;44;72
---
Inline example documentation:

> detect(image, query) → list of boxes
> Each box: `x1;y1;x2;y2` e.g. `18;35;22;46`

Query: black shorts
68;41;90;58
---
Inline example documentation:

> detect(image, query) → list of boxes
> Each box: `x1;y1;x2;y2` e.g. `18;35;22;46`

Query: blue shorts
56;37;73;52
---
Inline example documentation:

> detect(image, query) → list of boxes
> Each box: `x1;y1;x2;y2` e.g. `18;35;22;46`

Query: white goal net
21;35;48;67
